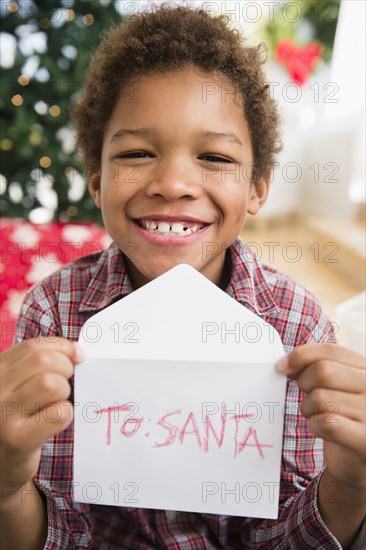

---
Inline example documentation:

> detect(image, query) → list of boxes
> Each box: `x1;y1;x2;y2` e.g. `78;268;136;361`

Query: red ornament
275;38;323;86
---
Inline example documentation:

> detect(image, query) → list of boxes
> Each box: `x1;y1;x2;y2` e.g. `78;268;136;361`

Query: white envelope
74;264;286;519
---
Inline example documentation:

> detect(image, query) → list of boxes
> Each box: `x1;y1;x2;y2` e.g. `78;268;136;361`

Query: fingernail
74;343;87;363
276;355;289;373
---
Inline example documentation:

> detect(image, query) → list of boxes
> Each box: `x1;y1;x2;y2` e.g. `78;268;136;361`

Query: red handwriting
95;404;274;459
203;403;227;452
120;418;143;437
95;404;134;446
179;411;202;449
232;415;273;459
153;410;181;448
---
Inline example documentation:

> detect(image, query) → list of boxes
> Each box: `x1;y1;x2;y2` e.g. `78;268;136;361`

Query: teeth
140;220;203;235
157;222;170;234
171;223;184;234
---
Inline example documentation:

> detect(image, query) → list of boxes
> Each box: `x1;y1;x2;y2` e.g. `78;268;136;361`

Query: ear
89;173;102;209
247;177;270;215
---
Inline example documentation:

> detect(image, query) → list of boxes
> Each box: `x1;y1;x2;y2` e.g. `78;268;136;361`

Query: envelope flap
78;264;283;362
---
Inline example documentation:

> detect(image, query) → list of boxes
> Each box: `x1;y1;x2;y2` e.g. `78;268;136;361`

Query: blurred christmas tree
0;0;126;224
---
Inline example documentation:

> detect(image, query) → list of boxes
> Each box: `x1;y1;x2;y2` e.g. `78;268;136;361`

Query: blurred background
0;0;365;352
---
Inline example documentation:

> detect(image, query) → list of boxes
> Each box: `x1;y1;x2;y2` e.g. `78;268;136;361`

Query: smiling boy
0;5;365;550
89;67;267;288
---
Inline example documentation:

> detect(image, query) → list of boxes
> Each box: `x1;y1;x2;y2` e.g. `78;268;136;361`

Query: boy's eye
114;152;234;163
116;151;153;159
200;155;234;163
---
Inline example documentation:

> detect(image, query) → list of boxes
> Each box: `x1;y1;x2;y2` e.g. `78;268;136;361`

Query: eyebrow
110;128;155;143
110;128;243;146
199;131;243;146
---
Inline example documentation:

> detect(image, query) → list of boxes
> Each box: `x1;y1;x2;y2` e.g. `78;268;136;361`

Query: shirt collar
79;238;279;317
79;242;134;312
225;237;279;316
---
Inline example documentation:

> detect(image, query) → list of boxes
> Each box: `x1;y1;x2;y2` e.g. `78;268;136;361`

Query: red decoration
275;38;323;86
0;219;109;351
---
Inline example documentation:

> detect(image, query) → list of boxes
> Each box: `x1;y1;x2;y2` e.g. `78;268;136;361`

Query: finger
7;374;72;420
3;351;74;395
301;389;366;423
295;362;365;394
307;414;365;455
0;338;86;372
276;344;365;378
3;401;74;455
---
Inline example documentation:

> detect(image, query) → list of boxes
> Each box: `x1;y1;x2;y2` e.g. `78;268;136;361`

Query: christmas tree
0;0;126;224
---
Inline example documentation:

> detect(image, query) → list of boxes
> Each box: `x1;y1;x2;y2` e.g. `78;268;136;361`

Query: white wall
263;0;365;220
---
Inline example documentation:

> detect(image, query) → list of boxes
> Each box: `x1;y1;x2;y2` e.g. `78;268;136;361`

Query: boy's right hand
0;338;85;504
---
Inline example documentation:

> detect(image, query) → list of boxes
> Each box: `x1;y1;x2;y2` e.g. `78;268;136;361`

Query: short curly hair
71;3;281;183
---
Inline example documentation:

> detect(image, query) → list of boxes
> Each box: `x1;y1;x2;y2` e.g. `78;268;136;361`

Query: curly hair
71;3;282;183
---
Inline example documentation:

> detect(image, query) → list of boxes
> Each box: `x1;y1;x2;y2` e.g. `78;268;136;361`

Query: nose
145;157;202;201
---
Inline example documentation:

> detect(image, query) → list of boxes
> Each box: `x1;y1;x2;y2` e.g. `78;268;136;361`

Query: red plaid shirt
15;238;352;549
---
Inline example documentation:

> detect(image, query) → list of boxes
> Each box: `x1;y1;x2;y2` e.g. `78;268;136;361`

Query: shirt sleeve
235;305;364;549
14;286;93;549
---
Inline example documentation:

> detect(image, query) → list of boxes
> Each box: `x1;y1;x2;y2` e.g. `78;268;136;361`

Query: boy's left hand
277;344;366;490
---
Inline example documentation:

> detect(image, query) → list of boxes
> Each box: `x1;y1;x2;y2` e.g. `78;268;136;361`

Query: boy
0;5;365;549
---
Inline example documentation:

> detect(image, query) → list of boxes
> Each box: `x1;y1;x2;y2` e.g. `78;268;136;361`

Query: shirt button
165;510;177;521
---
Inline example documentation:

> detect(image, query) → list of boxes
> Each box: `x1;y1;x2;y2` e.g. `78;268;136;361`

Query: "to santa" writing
94;403;274;459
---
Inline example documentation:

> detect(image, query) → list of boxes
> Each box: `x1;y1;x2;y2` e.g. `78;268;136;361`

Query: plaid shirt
15;237;355;549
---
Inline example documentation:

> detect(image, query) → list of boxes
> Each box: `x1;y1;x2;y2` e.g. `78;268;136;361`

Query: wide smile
132;217;211;245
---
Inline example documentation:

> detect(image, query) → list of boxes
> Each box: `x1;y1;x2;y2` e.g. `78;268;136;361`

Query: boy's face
89;66;268;288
